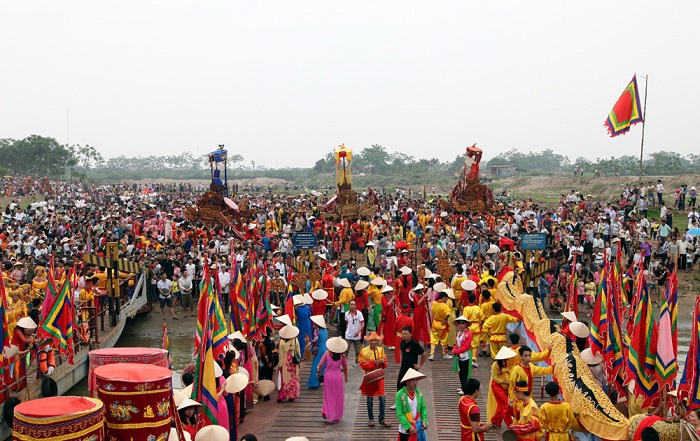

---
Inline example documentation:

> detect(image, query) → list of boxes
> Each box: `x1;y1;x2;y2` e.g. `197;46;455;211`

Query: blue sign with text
292;232;318;250
520;233;547;251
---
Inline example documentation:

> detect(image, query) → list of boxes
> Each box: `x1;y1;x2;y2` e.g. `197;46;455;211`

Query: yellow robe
334;287;354;312
539;401;575;441
482;312;519;358
509;363;554;399
462;304;484;360
512;397;543;441
486;361;511;423
451;275;467;303
430;301;451;349
446;298;457;347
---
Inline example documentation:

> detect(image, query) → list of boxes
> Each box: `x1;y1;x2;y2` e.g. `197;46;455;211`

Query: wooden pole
639;75;649;184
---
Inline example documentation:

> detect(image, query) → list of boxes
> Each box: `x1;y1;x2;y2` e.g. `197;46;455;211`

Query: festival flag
194;264;228;361
40;256;57;319
37;267;75;364
565;255;578;316
253;265;273;342
654;281;677;390
0;277;11;352
368;186;380;207
604;265;626;395
230;261;244;332
162;322;171;369
284;268;296;325
625;275;659;408
679;295;700;410
604;75;644;137
191;297;218;425
589;263;608;357
667;271;679;351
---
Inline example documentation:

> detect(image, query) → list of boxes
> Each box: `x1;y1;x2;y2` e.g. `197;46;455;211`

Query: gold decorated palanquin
13;396;105;441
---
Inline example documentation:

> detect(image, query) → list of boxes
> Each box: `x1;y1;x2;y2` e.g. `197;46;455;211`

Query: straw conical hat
412;283;425;291
400;266;412;275
3;345;19;358
443;288;455;299
338;278;351;288
580;348;603;365
224;373;248;393
275;314;293;327
311;289;328;300
227;330;246;342
355;280;369;291
17;317;37;329
286;438;309;441
381;285;394;293
453;315;471;324
302;293;313;305
371;277;386;286
252;379;276;397
570;321;590;338
495;346;518;360
561;311;577;322
173;389;187;407
400;368;426;384
310;315;326;329
292;295;304;306
169;428;192;441
195;425;229;441
279;325;299;339
214;362;223;378
433;282;447;292
356;267;371;276
177;398;202;411
182;384;193;398
326;337;348;354
237;366;249;378
461;280;477;291
423;268;432;278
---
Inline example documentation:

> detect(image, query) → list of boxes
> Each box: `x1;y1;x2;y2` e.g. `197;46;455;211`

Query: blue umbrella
688;227;700;236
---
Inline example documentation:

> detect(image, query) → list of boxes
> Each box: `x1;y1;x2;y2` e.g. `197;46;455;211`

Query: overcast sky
1;1;697;168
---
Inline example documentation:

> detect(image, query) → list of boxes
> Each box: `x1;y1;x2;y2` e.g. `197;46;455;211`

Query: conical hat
580;348;603;365
3;345;19;358
400;368;426;384
461;280;477;291
224;373;248;394
237;366;249;378
214;362;223;378
275;314;293;327
412;283;425;291
443;288;455;299
495;346;518;360
286;438;310;441
292;295;304;306
252;379;276;397
326;337;348;354
453;315;471;324
355;280;369;291
302;293;313;305
423;268;433;278
561;311;577;322
177;398;202;411
381;285;394;294
570;321;590;338
400;266;412;275
356;266;371;276
310;315;326;329
17;317;37;329
338;278;351;288
311;289;328;300
182;384;193;398
371;277;386;286
227;330;246;342
169;428;192;441
279;325;299;339
433;282;447;292
173;389;187;407
195;425;229;441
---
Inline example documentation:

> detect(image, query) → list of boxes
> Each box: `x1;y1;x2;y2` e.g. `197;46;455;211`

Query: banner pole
639;75;649;184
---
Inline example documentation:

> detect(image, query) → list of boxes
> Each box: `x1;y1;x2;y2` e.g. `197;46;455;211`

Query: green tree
73;144;104;178
0;135;77;177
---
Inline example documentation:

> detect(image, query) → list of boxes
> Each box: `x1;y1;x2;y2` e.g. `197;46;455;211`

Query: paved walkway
241;332;523;441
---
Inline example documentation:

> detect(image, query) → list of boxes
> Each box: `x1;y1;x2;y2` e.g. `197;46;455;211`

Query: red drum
13;396;105;441
94;363;173;441
363;368;385;384
88;347;169;396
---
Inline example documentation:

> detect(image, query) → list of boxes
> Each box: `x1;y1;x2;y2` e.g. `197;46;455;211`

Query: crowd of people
2;175;700;441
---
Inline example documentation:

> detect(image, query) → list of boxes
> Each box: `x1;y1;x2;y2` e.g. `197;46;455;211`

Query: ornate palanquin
88;348;169;397
13;396;105;441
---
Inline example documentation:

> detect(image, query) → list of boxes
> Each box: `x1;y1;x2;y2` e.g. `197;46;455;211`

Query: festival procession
2;104;700;441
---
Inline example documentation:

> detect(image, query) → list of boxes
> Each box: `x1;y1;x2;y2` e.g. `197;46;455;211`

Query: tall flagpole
638;75;648;184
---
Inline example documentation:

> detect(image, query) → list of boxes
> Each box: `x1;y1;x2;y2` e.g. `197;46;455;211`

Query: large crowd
2;176;700;441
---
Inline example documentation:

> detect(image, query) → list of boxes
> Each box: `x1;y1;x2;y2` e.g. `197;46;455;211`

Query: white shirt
218;271;231;292
178;276;193;293
344;310;364;340
657;183;664;193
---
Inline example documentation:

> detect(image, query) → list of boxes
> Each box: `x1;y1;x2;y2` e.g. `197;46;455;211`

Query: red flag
604;75;644;137
565;255;578;316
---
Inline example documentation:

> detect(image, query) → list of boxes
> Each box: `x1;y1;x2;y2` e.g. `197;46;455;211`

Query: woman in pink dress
317;337;348;423
277;326;301;402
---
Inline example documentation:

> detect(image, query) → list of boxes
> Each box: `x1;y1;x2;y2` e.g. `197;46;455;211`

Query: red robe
394;314;414;363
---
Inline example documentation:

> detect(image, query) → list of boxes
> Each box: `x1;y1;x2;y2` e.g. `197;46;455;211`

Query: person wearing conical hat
378;285;397;349
277;325;301;402
12;316;36;391
395;368;428;440
306;315;328;390
452;315;473;395
294;293;313;360
334;277;354;338
318;337;349;424
487;346;517;429
508;345;553;401
410;283;430;346
358;332;391;428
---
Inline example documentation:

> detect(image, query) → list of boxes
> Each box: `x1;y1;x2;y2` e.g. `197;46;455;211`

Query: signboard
520;233;547;251
292;232;318;250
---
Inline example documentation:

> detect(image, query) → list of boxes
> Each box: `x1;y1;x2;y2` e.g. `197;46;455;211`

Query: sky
1;1;698;168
